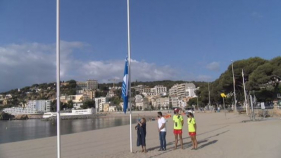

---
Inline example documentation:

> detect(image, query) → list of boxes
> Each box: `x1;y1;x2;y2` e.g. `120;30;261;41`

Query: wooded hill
193;57;281;107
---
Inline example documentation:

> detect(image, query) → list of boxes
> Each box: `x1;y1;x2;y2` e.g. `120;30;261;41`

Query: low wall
253;108;281;117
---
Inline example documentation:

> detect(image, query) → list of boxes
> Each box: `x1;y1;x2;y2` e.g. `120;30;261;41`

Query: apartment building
95;97;108;112
151;85;167;96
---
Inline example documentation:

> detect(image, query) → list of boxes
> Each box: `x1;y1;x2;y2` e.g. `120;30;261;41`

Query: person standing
173;108;184;149
157;112;166;151
135;118;147;153
187;112;198;150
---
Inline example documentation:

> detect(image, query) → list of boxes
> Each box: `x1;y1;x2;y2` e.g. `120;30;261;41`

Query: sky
0;0;281;92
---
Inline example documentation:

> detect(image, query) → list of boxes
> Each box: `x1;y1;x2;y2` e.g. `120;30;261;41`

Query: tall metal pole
231;61;237;112
250;95;255;121
223;97;226;118
127;0;133;153
197;96;198;111
242;69;248;115
208;82;211;110
56;0;61;157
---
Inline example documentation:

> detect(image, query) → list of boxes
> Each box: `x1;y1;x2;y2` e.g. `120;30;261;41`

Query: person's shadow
146;130;228;156
197;140;218;149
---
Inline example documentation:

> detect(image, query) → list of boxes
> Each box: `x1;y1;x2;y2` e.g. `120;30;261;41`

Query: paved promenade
0;113;280;158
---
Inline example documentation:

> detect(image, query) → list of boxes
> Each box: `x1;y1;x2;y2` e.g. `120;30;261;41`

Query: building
103;103;110;112
109;106;116;112
135;95;149;110
83;90;95;100
77;80;98;91
169;83;197;99
27;100;51;112
169;85;178;96
170;96;179;108
151;85;167;96
60;95;83;103
178;99;187;108
141;87;152;94
86;80;98;90
76;82;87;90
156;97;170;109
133;85;145;92
3;100;51;115
95;97;108;112
119;102;124;111
184;83;197;98
73;102;83;109
106;90;115;98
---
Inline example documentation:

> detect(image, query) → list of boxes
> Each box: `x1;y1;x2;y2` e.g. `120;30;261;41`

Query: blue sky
0;0;281;92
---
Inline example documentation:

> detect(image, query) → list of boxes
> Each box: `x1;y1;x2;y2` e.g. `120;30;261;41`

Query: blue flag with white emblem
122;58;129;114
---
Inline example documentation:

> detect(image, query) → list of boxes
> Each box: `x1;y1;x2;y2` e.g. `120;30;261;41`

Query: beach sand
0;112;280;158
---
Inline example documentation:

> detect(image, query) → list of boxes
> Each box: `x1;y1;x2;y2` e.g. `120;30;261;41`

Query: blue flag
122;58;129;114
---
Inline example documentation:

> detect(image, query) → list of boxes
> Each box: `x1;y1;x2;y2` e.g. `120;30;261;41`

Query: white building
169;83;197;99
178;100;187;108
95;97;108;112
73;102;83;109
135;95;149;110
109;106;116;112
151;85;167;96
169;85;178;96
3;100;51;115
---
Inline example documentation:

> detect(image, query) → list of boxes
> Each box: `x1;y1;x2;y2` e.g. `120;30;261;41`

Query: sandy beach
0;112;280;158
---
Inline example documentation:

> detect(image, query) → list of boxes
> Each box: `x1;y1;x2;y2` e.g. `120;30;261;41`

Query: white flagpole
127;0;133;153
56;0;61;157
231;61;237;112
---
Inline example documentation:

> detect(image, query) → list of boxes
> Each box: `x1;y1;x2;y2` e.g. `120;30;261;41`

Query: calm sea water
0;116;139;144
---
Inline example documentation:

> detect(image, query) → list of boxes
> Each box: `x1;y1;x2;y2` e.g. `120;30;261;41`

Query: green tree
67;100;74;109
81;100;95;109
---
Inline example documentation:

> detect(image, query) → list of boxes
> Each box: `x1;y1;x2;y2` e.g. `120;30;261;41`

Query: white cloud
206;62;220;72
0;41;178;92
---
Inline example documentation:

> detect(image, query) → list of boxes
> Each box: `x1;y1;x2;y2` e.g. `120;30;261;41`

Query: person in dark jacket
135;118;147;153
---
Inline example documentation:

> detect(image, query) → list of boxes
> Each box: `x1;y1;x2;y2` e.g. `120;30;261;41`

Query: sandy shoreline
0;112;280;158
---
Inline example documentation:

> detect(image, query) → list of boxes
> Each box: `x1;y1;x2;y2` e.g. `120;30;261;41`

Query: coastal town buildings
3;100;51;115
133;85;168;96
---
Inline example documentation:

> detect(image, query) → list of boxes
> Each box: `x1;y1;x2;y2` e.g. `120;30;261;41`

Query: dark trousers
159;131;166;150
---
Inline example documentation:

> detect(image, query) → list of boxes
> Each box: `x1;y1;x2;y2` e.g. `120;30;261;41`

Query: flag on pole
122;58;129;114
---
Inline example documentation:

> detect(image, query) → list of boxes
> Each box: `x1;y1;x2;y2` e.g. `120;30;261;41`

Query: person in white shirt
158;111;166;151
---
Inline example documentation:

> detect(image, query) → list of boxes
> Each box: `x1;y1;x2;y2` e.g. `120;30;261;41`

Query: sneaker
163;148;166;151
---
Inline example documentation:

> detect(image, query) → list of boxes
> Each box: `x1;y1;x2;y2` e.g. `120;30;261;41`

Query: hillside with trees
194;57;281;107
